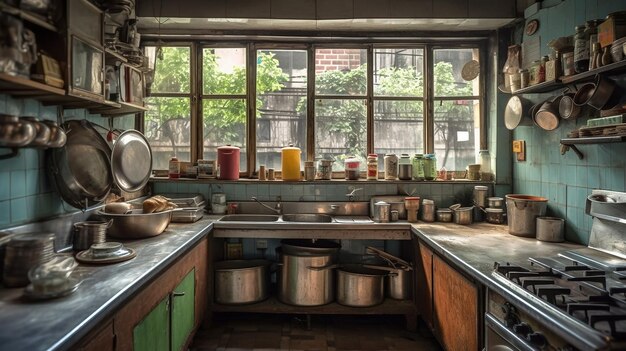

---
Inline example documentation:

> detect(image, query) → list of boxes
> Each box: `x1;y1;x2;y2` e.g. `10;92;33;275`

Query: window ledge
149;176;494;185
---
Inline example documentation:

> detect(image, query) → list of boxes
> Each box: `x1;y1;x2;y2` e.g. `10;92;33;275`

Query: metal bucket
505;195;548;237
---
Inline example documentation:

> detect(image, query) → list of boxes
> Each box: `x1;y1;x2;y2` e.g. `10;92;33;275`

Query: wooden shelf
0;73;65;99
561;60;626;84
105;48;128;64
211;296;417;315
507;80;562;94
560;136;626;159
90;101;147;116
0;3;58;32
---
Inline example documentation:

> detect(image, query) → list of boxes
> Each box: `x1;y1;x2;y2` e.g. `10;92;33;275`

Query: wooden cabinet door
416;241;434;330
76;320;115;351
433;255;479;351
171;268;196;351
133;296;170;351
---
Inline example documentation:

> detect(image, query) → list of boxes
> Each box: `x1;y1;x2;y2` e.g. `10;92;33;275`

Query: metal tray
111;130;152;193
158;193;206;207
171;207;205;223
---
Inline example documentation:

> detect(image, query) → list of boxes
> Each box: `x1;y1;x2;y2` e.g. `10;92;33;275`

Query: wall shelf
90;101;147;116
0;73;66;100
105;48;128;64
0;3;58;32
560;136;626;159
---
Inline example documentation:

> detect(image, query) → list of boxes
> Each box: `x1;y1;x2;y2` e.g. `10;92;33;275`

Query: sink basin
281;214;333;223
218;215;280;222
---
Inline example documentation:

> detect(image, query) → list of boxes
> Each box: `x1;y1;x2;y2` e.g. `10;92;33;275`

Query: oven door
485;313;538;351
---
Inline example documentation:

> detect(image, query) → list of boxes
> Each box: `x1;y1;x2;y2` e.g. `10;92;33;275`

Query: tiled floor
190;313;442;351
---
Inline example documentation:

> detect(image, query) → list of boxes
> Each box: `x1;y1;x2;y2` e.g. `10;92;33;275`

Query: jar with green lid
411;154;425;181
423;154;437;181
574;24;590;73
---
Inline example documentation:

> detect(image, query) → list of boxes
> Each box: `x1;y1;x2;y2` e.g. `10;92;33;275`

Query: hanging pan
110;129;152;193
47;120;113;210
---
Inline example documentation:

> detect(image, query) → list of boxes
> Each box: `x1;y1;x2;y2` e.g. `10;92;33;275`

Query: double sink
219;213;334;223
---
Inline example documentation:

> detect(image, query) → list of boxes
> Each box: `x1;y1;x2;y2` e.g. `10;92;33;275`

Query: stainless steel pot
487;197;504;208
505;195;548;237
436;209;453;222
450;204;473;225
280;239;340;256
337;264;387;307
214;259;270;304
277;251;335;306
73;220;110;250
535;217;564;242
363;264;412;300
373;201;390;223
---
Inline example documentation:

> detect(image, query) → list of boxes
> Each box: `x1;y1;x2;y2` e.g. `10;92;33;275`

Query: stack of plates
3;233;55;287
76;242;136;264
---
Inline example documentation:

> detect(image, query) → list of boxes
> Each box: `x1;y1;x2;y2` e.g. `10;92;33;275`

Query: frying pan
47;120;112;210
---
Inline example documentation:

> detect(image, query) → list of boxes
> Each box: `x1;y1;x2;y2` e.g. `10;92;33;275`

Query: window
144;43;483;176
144;46;191;170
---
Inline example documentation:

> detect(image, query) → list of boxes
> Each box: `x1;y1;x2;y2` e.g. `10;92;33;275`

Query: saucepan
559;91;581;120
504;96;533;130
573;75;620;110
535;95;562;131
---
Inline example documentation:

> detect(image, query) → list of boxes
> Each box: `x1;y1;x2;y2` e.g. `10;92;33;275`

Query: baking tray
171;207;205;223
158;193;205;207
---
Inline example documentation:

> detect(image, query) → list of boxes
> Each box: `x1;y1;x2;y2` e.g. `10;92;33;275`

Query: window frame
142;40;486;176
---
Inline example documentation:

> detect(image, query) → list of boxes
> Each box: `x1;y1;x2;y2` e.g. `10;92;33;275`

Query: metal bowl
96;209;173;239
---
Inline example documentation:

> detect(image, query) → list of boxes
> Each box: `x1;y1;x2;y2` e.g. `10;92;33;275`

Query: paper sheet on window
522;36;541;69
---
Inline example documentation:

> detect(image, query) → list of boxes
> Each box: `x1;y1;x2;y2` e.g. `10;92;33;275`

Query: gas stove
486;190;626;351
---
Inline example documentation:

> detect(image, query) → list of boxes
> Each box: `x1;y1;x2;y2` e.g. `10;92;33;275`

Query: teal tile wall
152;180;489;209
508;0;626;244
0;94;135;229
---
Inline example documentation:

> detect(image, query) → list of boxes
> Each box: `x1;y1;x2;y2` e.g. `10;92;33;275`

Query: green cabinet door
133;296;170;351
171;268;195;351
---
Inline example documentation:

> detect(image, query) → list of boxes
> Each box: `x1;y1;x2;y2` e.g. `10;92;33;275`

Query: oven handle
485;313;539;351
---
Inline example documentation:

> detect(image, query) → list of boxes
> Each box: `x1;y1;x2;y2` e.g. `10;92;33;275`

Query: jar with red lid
344;156;360;180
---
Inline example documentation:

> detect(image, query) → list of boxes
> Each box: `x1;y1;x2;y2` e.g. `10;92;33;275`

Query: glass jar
398;154;412;180
478;150;493;181
574;24;590;73
384;153;398;180
168;157;180;179
411;154;425;181
587;19;601;58
519;68;529;88
423;154;437;181
344;156;360;180
317;159;334;180
366;154;378;180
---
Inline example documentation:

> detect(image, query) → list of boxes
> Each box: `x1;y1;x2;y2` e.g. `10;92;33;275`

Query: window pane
374;48;423;97
374;100;424;157
315;48;367;96
256;50;307;171
151;47;190;94
203;48;246;95
433;99;480;171
315;99;366;170
434;48;480;97
202;99;247;172
144;97;191;170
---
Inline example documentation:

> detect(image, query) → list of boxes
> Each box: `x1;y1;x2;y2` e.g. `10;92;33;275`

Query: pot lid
504;96;524;130
375;201;390;206
217;144;240;150
485;208;504;213
111;130;152;193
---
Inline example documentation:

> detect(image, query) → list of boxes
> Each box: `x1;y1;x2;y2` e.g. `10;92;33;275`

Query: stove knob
512;322;533;337
527;332;548;348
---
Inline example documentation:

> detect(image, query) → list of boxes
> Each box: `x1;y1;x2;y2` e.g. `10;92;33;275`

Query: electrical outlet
256;239;268;249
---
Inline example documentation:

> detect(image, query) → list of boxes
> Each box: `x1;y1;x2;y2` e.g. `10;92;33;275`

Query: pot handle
307;264;338;271
513;200;527;210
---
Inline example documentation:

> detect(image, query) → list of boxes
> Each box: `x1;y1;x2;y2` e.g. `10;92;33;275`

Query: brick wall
315;49;363;72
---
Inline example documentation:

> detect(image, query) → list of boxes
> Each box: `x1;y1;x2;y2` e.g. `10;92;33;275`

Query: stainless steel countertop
412;222;612;350
0;219;212;351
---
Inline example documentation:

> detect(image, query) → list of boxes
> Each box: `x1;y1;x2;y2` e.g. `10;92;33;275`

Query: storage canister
485;208;505;224
398;154;412;180
411;154;425;181
304;161;315;181
421;199;435;222
217;145;240;180
344;156;360;180
317;159;334;180
536;217;565;242
281;144;301;181
366;154;378;180
505;195;548;237
384;153;398;180
373;201;391;223
436;209;453;222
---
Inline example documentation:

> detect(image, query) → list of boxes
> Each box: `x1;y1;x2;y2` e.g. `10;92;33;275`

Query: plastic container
411;154;425;181
366;154;378;180
344;156;360;180
217;145;240;180
384;154;398;180
281;144;301;181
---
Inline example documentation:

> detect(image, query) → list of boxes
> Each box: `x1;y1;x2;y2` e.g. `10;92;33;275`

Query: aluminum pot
337;264;388;307
364;264;412;300
280;239;340;256
277;250;335;306
436;209;453;222
536;217;565;242
505;195;548;237
487;197;504;208
214;259;270;304
450;204;473;225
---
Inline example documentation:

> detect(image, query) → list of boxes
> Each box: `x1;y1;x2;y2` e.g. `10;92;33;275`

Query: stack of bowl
3;233;55;287
485;197;505;224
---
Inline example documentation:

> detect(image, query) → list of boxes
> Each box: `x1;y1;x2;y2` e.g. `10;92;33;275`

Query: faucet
251;196;282;215
346;187;363;201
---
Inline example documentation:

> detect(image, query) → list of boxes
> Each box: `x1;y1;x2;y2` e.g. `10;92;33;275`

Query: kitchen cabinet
73;236;208;351
133;269;195;351
417;239;480;351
